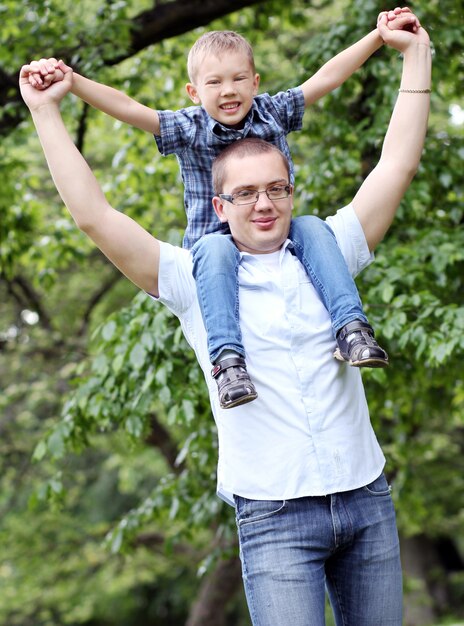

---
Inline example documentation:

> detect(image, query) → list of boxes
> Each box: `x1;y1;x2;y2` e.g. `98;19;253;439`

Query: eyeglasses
219;184;291;206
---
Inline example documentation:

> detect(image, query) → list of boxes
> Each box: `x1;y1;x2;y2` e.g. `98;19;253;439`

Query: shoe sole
221;391;258;410
333;348;389;368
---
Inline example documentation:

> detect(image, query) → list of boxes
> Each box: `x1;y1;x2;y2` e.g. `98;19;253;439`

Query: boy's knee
291;215;334;239
192;234;239;273
193;233;234;254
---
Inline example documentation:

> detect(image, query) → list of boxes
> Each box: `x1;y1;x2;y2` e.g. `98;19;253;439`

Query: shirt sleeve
325;204;374;277
152;241;196;316
154;108;196;156
268;87;306;133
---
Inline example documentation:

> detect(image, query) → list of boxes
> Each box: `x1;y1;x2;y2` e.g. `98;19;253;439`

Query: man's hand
377;11;430;52
377;7;420;35
20;60;73;110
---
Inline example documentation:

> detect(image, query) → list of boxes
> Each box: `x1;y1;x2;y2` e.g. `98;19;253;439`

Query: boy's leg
191;234;257;409
290;216;389;368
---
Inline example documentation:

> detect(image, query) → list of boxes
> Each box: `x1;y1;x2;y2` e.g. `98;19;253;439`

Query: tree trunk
186;554;243;626
401;534;451;626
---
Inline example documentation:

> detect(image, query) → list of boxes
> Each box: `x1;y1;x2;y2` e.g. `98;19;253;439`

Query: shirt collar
206;99;268;146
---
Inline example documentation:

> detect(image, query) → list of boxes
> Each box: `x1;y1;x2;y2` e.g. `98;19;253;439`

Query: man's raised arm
352;16;431;251
19;63;161;296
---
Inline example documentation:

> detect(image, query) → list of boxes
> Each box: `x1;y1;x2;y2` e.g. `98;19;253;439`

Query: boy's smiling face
186;50;260;128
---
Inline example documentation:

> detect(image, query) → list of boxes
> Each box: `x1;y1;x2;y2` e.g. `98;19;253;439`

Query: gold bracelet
398;88;431;93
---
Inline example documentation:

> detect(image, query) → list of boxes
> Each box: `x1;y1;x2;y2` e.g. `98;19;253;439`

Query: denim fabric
235;473;402;626
191;233;243;362
290;215;368;334
192;215;368;362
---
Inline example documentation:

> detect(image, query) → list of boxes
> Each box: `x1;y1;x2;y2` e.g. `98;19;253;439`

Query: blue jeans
191;215;368;362
235;473;402;626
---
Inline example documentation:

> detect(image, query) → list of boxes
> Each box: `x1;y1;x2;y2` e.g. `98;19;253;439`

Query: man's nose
254;191;272;210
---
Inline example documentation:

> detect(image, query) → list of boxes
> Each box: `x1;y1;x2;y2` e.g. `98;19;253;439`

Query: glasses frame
219;184;292;206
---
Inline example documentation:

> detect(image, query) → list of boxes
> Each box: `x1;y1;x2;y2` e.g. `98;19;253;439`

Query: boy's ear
186;83;200;104
253;73;260;94
212;196;228;223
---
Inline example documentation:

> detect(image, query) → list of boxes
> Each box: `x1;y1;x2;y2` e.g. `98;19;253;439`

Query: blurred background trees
0;0;463;624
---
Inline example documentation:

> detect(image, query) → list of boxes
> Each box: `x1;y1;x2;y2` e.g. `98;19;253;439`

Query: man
20;14;431;626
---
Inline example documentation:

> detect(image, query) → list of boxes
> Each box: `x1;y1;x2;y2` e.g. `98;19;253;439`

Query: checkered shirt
154;88;305;249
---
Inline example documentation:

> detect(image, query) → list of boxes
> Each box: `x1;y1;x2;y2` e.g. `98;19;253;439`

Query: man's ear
212;196;228;223
186;83;200;104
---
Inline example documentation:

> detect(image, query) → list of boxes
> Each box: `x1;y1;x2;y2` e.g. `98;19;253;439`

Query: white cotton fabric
154;204;385;506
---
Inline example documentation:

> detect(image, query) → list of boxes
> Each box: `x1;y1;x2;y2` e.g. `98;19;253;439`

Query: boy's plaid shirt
155;88;305;249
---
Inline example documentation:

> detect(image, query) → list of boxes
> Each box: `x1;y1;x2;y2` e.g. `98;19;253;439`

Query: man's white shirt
154;205;385;505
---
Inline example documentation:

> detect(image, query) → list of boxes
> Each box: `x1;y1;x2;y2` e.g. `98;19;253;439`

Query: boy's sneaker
212;356;258;409
334;321;389;368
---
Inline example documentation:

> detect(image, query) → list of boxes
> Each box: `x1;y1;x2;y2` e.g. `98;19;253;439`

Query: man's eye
267;186;287;197
235;190;255;200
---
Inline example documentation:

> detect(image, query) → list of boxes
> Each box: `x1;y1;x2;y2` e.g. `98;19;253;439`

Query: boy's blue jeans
191;215;368;363
234;473;402;626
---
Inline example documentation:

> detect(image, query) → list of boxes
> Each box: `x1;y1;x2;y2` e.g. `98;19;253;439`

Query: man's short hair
187;30;255;83
212;138;291;194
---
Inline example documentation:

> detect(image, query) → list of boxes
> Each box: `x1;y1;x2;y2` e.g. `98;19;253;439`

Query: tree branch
109;0;269;64
0;0;266;135
77;269;123;337
145;412;184;472
3;273;53;330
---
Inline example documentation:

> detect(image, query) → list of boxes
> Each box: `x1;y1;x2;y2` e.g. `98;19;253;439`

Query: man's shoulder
157;241;195;314
158;240;191;264
325;205;373;277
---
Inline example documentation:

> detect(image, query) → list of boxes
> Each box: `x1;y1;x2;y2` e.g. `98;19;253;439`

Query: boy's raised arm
26;58;161;135
20;62;162;296
299;8;419;107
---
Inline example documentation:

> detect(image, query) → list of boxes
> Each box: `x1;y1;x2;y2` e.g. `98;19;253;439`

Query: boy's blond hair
187;30;255;83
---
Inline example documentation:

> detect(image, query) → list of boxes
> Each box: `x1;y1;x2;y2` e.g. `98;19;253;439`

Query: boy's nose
221;82;237;96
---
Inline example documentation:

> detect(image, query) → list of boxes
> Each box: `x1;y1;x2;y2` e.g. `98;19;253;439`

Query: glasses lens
234;190;259;205
267;185;289;200
232;185;289;205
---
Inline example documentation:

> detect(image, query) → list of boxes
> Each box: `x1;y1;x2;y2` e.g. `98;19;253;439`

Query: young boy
28;8;418;409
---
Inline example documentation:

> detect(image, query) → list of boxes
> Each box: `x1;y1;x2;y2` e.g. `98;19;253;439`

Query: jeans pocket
362;473;392;497
235;496;286;526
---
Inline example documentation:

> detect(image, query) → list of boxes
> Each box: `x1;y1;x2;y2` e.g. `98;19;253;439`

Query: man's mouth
252;217;277;229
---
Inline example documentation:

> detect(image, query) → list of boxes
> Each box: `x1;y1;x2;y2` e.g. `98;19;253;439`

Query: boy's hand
377;7;420;35
20;61;73;110
26;58;71;90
